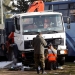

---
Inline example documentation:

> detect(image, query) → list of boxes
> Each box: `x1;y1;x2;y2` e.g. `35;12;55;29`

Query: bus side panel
65;23;75;56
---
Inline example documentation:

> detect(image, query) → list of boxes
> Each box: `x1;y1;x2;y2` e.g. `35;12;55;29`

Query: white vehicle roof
10;11;62;18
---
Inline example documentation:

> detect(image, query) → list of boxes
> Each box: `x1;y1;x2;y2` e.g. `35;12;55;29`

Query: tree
17;0;54;12
3;0;12;11
3;0;22;13
2;0;54;13
3;0;20;18
17;0;31;12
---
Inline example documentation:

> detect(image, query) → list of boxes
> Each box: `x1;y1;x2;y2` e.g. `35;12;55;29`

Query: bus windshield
22;14;63;34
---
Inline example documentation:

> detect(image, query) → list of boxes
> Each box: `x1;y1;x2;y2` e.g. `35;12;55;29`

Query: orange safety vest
48;53;57;62
8;32;14;44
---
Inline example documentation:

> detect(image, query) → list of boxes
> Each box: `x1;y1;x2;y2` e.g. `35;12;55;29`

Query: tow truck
5;0;68;66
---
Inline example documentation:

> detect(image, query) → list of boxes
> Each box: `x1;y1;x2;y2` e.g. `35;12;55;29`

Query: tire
60;57;65;65
57;57;65;66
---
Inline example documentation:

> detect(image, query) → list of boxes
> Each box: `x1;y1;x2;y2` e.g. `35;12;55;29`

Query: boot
36;68;40;74
41;68;47;74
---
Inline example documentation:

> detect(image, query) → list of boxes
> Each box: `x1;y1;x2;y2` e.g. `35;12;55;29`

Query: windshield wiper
23;31;39;35
47;30;58;34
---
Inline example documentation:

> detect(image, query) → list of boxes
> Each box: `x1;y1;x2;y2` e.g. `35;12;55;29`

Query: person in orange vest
5;32;14;61
8;32;14;44
47;43;57;70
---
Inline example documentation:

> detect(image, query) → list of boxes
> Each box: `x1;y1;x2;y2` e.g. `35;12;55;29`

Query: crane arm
27;0;44;12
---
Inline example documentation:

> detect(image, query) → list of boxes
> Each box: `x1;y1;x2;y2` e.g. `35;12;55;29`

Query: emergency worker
5;32;14;61
32;32;47;74
5;41;12;61
47;43;57;70
8;32;14;44
0;44;7;61
7;32;18;63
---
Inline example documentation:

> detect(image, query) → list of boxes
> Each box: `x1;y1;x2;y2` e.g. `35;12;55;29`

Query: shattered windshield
22;14;63;34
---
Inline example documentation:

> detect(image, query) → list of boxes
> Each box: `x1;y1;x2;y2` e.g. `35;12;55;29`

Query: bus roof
45;0;75;5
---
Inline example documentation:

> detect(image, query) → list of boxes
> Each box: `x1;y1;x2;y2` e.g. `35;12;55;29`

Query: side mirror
67;17;70;29
67;17;70;24
67;25;70;29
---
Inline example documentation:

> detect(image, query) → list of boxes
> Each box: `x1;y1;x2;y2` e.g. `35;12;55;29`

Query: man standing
32;32;47;74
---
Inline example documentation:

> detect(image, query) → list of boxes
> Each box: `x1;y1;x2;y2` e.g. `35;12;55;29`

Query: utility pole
1;0;3;24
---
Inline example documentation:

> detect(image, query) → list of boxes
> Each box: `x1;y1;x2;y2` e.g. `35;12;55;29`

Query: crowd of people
0;31;63;74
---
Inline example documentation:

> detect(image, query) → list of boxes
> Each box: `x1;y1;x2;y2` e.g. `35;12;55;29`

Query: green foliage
17;0;29;12
2;0;54;13
17;0;54;12
3;0;12;11
3;0;20;13
3;4;12;11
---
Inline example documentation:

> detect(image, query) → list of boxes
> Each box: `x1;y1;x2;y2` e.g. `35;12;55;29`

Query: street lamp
1;0;3;24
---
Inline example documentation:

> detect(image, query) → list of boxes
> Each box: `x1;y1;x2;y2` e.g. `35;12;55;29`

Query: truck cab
7;11;67;65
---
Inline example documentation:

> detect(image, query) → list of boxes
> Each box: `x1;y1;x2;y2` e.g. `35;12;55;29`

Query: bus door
65;14;75;56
